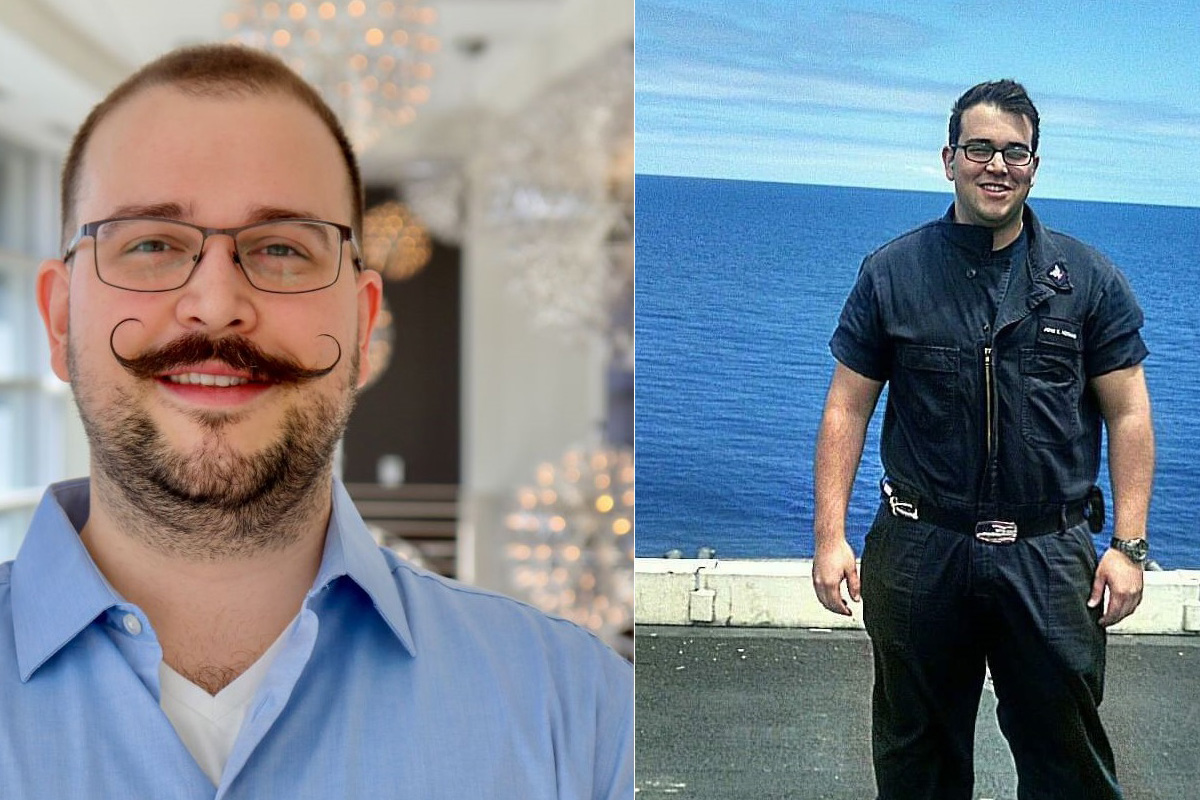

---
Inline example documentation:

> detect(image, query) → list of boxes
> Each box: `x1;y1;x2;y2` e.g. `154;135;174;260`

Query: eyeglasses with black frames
952;141;1035;167
62;217;363;294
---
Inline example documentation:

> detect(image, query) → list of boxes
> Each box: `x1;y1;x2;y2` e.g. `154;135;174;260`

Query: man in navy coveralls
812;80;1154;799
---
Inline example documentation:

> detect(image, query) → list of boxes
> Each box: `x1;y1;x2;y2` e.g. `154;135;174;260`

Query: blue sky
637;0;1200;207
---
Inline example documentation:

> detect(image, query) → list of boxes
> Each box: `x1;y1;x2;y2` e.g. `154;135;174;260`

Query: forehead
958;103;1034;145
75;85;352;226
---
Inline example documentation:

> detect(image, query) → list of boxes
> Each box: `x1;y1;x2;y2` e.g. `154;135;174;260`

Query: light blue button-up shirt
0;479;633;798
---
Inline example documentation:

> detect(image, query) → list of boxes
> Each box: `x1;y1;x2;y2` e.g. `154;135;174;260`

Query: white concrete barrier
636;558;1200;634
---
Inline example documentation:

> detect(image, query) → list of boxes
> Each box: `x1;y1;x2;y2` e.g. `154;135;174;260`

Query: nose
984;150;1009;172
172;234;259;333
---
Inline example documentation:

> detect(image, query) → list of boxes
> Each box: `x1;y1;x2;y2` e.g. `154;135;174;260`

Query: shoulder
1035;224;1137;305
374;552;633;795
863;218;942;266
845;219;944;309
382;549;630;681
856;219;945;288
1026;205;1120;283
1040;227;1116;272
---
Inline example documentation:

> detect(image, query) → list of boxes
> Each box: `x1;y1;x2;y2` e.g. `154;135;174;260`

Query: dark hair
60;43;363;249
948;79;1040;153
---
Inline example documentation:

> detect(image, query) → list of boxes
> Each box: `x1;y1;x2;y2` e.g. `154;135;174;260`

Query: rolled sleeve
830;259;891;381
1085;267;1149;377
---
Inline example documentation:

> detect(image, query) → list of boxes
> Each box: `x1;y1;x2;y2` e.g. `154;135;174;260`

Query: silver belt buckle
882;479;919;520
888;495;919;521
975;520;1018;544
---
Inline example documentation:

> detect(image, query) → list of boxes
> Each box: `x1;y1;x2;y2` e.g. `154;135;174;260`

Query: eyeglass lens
960;143;1033;166
92;219;342;292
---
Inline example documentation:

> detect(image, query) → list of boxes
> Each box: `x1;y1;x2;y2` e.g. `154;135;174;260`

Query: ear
941;146;956;181
354;267;384;389
36;259;71;382
1029;153;1040;187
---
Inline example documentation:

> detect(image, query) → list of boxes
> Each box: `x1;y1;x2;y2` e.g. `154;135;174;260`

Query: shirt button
982;323;991;333
122;614;143;636
966;269;977;278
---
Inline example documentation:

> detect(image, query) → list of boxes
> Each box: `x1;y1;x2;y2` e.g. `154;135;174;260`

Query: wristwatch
1110;537;1148;565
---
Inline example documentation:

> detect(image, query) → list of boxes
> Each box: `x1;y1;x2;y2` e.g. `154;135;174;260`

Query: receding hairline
72;83;355;213
60;44;364;251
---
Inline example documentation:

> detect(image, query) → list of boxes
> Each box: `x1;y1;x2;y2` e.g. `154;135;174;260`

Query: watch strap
1109;537;1148;564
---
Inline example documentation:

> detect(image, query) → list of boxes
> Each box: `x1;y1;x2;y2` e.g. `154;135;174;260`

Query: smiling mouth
980;183;1012;193
156;362;275;391
164;372;258;388
154;368;278;409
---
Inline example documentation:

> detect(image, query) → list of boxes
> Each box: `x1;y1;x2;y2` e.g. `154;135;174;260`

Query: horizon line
635;172;1200;212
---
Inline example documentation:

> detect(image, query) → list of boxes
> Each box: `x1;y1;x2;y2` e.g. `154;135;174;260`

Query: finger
1101;589;1144;627
847;570;861;603
814;577;850;616
1099;592;1130;627
1099;598;1127;627
1087;572;1106;609
821;587;850;616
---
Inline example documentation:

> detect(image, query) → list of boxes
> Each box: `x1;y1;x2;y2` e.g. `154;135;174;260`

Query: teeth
166;373;251;387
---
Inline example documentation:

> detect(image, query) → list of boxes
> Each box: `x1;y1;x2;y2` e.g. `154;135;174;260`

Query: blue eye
262;243;302;257
130;239;173;253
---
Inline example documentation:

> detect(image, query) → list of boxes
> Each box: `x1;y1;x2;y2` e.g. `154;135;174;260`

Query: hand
1088;548;1145;627
813;539;861;616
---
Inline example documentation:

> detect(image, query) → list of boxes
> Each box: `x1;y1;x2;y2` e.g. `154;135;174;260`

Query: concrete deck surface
636;627;1200;799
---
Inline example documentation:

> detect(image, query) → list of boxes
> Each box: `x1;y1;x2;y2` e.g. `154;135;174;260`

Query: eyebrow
108;201;191;220
103;203;324;224
243;205;325;224
964;138;1032;150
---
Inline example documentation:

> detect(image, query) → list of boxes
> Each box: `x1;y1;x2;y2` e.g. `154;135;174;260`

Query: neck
81;468;333;693
991;218;1023;251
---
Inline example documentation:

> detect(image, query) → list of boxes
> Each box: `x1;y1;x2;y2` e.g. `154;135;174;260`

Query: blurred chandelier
362;200;432;281
224;0;441;151
473;41;633;368
503;444;634;649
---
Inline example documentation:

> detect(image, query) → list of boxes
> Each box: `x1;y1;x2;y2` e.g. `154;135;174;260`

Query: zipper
983;345;994;468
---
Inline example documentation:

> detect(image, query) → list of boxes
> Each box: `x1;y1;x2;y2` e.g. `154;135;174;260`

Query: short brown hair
60;43;363;250
948;79;1040;154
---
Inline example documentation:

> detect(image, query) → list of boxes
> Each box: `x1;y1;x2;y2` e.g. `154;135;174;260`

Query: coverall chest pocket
896;344;959;442
1019;347;1084;446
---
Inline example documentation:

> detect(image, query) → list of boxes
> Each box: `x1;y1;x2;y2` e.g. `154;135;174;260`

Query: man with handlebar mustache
0;44;632;798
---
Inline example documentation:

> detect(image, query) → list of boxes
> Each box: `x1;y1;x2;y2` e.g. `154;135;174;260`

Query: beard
69;337;359;560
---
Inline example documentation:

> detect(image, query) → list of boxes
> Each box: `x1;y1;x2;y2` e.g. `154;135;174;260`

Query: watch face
1116;538;1148;561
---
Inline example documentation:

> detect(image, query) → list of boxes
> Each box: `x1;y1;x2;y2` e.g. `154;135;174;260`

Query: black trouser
860;504;1121;800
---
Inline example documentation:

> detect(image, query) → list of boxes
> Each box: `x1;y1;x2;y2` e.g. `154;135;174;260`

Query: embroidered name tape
1037;317;1082;349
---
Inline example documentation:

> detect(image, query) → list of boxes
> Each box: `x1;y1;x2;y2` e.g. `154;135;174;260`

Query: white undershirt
158;625;291;786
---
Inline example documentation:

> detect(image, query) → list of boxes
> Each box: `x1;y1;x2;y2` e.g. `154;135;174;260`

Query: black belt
880;478;1100;544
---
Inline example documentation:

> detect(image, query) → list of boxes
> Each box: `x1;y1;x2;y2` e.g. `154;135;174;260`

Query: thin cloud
639;59;955;118
636;0;1200;206
794;10;940;62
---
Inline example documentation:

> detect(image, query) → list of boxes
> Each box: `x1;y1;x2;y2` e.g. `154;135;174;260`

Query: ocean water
635;175;1200;567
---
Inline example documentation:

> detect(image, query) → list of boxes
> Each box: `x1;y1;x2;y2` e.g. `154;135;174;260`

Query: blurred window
0;136;77;560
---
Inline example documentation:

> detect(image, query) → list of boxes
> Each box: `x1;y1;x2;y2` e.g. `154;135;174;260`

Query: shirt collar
309;480;415;656
937;203;996;258
936;203;1070;285
11;479;122;682
1020;208;1074;292
11;477;414;682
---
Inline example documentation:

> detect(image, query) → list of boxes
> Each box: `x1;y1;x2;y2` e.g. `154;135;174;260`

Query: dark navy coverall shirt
831;204;1148;517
